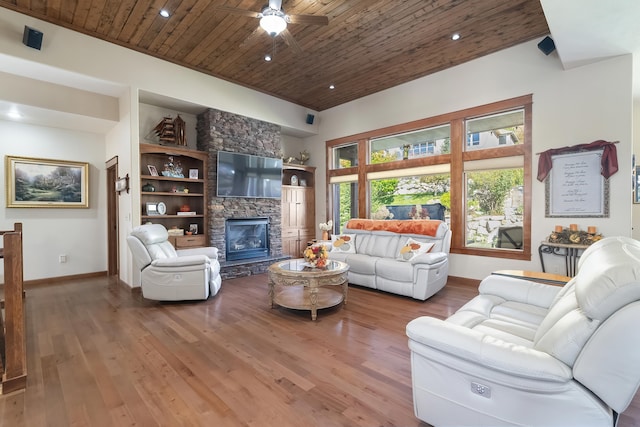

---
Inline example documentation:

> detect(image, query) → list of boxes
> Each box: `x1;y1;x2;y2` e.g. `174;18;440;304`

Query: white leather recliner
406;236;640;426
127;224;222;301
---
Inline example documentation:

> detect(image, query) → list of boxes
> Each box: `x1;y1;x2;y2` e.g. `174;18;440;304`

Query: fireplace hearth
225;218;270;261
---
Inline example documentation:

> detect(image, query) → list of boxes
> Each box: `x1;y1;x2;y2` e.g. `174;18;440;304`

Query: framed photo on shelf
148;165;158;176
5;155;89;208
189;223;198;235
146;202;159;215
189;169;199;179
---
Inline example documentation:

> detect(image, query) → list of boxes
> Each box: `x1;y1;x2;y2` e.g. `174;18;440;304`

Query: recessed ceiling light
452;33;461;41
329;84;335;90
159;9;170;18
264;54;272;62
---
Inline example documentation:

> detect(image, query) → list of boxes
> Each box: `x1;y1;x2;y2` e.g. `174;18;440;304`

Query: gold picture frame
5;155;89;208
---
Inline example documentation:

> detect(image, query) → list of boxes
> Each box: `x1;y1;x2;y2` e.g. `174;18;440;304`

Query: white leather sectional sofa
406;236;640;426
328;219;451;300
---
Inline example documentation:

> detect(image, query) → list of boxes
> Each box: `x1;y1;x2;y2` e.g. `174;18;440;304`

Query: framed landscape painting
5;156;89;208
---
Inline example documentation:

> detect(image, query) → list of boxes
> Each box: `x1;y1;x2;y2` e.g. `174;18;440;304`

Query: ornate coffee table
268;259;349;320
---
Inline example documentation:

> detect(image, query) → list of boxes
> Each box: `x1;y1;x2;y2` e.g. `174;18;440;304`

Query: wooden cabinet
281;164;316;258
139;143;208;248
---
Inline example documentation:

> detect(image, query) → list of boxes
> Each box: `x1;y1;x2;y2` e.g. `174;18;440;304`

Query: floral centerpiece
304;244;329;268
319;220;333;240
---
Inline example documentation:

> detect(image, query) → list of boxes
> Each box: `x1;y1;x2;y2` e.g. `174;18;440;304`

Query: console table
538;241;588;277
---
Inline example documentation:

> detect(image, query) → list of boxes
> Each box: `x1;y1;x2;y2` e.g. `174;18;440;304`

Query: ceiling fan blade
217;6;260;19
280;28;302;54
239;27;264;48
287;14;329;26
269;0;283;11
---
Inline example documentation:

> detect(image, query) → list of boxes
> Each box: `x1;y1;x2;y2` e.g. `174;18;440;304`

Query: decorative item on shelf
319;220;333;241
403;144;411;160
303;244;329;268
167;227;184;237
142;182;155;192
162;156;184;178
296;150;310;165
189;168;199;179
157;202;167;215
177;204;196;216
409;204;429;220
146;202;159;216
173;114;186;146
172;185;188;193
300;178;307;187
547;226;603;245
189;224;198;235
147;165;159;176
290;174;298;186
154;116;176;144
284;156;296;164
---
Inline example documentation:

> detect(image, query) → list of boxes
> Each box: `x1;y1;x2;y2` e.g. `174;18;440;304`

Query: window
370;173;450;221
465;168;523;249
326;95;531;260
333;143;358;168
331;181;358;234
369;125;450;163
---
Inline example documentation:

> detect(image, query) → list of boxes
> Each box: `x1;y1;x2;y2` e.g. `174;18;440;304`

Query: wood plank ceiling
0;0;550;111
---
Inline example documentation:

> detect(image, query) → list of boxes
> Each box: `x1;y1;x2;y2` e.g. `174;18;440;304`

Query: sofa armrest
406;316;572;382
176;246;219;260
410;252;447;265
478;275;562;309
151;254;210;268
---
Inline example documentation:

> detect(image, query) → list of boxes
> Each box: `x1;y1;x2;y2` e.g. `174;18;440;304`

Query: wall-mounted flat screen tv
216;151;282;198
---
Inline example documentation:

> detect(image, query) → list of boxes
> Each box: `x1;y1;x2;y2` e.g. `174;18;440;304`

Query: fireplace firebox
225;218;270;261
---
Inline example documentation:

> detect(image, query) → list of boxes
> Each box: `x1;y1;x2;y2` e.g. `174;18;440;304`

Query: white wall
139;103;199;151
0;120;107;282
305;40;633;279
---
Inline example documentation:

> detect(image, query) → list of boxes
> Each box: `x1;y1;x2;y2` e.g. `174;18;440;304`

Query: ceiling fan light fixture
260;12;287;36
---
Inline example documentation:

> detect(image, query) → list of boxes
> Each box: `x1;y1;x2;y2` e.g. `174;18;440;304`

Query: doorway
106;156;119;276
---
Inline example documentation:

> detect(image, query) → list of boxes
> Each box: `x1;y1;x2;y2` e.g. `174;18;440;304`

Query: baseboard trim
20;271;107;288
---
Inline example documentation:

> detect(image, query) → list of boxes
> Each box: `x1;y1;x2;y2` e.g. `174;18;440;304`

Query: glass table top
277;258;346;272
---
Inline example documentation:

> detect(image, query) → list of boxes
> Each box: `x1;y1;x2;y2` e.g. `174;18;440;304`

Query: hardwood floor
1;274;639;426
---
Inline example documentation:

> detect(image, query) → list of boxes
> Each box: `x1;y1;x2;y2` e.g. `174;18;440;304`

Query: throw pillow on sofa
331;234;356;253
397;238;434;261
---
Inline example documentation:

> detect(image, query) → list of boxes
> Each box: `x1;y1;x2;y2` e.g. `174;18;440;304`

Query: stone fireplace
225;217;270;261
197;108;287;278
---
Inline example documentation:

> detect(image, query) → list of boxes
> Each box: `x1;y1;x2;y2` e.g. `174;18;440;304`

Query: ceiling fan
218;0;329;54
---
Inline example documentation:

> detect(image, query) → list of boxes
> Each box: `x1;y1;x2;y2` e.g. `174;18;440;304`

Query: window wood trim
326;95;532;260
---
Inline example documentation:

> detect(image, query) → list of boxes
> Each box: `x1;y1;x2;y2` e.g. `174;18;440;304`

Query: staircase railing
0;223;26;394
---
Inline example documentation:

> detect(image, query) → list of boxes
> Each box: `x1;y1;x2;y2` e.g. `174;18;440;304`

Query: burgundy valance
537;140;618;182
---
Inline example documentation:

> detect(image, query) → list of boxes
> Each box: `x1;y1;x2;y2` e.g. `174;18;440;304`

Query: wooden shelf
140;142;209;248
